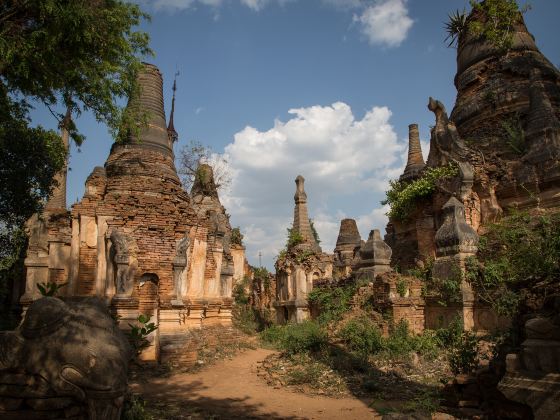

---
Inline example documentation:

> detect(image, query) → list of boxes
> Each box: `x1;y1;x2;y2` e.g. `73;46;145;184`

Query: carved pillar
432;197;478;330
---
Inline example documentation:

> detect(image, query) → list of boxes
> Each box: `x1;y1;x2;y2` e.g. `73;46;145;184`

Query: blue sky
30;0;560;269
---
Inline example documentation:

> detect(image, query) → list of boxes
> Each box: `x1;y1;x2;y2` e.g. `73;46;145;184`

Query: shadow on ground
137;379;300;420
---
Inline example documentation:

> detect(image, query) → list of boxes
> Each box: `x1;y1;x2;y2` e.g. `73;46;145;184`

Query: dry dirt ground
132;347;379;419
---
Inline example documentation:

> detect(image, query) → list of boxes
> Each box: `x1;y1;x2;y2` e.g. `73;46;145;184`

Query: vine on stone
382;163;459;221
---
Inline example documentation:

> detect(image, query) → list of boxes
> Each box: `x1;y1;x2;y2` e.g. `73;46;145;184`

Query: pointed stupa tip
167;72;179;143
400;123;425;181
120;62;172;155
294;175;307;203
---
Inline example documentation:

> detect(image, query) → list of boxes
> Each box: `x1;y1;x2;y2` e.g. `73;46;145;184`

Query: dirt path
132;348;379;419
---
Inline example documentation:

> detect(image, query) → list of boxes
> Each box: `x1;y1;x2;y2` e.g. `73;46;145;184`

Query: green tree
1;0;151;143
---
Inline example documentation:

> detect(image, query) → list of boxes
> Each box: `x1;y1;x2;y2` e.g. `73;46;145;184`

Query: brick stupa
22;63;247;362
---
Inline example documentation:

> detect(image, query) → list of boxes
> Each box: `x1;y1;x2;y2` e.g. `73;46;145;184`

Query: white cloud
142;0;414;48
149;0;224;10
221;101;406;268
354;0;413;47
240;0;269;11
356;205;390;240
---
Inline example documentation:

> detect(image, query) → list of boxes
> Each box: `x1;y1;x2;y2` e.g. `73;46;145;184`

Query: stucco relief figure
0;297;131;419
172;235;190;306
110;230;137;298
25;213;49;255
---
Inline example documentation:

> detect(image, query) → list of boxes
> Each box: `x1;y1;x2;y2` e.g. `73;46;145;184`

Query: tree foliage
178;139;231;193
1;0;152;143
0;92;66;227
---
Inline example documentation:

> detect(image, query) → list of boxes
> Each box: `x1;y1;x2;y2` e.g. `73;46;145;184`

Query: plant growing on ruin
396;277;408;297
464;211;560;317
444;8;468;48
308;282;359;324
231;227;244;246
382;163;459;221
501;114;526;155
296;249;314;264
122;393;153;420
286;228;304;249
468;0;530;52
37;281;67;297
446;1;530;50
309;219;321;244
128;314;157;355
233;275;251;305
178;140;231;193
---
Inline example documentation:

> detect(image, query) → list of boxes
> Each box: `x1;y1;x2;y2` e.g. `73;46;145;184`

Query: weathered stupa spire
45;108;71;211
292;175;321;253
120;63;173;155
400;123;425;182
167;71;179;144
105;63;182;193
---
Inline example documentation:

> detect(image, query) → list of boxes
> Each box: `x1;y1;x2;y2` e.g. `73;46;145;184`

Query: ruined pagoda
22;63;248;362
274;175;333;323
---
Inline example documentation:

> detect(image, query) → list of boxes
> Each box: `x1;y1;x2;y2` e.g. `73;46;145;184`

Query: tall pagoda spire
292;175;321;253
167;71;179;144
400;123;425;182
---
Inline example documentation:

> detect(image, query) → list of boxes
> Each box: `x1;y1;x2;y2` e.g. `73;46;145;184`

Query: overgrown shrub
232;305;259;334
383;319;417;357
260;324;287;345
281;321;328;355
308;282;359;324
338;316;383;357
434;316;464;347
232;276;250;305
448;330;479;374
465;211;560;317
396;277;408;297
260;321;327;355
